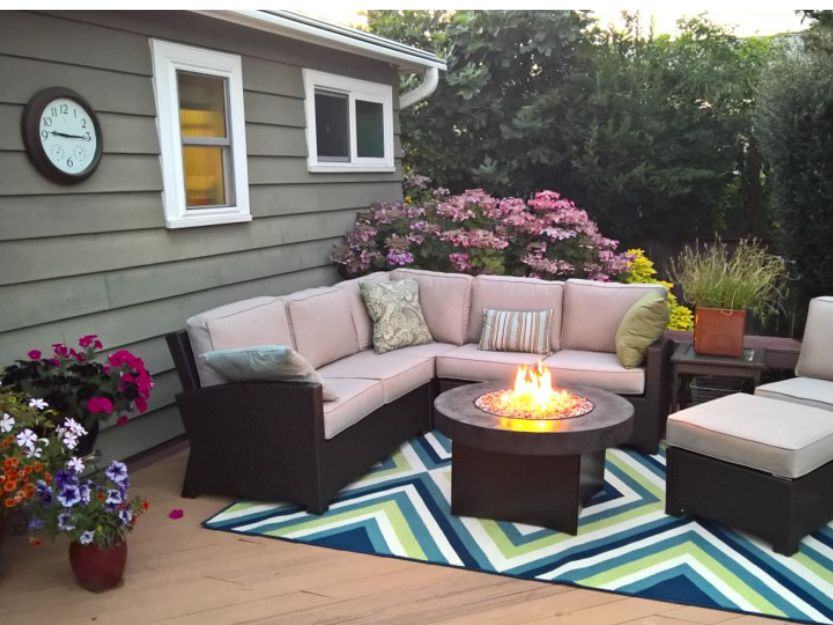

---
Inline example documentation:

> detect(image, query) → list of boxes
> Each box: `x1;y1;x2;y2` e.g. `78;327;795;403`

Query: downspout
399;67;440;109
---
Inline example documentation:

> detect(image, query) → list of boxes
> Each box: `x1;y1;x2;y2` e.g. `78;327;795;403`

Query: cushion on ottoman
666;393;833;478
755;376;833;412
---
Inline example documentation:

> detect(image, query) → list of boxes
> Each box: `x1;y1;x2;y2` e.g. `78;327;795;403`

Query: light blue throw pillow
201;345;338;401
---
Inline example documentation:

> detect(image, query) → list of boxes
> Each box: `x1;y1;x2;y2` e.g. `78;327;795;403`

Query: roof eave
196;10;447;73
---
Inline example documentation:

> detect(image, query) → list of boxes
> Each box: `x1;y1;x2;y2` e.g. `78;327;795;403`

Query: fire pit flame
475;362;594;420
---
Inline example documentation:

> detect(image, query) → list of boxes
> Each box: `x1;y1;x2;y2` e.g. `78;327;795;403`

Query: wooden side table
670;342;767;410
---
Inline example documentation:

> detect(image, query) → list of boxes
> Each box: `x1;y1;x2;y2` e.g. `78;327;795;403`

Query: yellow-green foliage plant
623;249;694;331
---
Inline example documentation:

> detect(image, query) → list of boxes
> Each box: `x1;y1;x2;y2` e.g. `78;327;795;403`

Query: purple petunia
57;511;76;531
54;469;77;490
79;481;92;505
105;461;128;485
57;484;81;508
28;517;45;531
105;489;123;506
79;530;95;545
118;509;133;526
36;480;53;507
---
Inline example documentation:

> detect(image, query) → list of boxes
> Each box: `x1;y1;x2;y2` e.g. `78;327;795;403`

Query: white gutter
199;10;447;73
399;67;440;109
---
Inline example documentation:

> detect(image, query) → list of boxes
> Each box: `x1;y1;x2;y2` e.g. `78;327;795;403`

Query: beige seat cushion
318;349;435;403
435;343;542;383
390;268;472;345
335;272;391;351
468;275;564;350
755;377;833;412
321;378;385;440
561;279;667;353
186;297;293;387
544;350;645;395
666;393;833;478
796;296;833;380
286;287;359;369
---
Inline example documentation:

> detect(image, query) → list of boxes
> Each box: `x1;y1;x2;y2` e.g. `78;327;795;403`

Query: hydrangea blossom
331;175;630;282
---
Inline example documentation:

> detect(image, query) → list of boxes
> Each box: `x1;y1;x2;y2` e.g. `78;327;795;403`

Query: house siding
0;10;405;462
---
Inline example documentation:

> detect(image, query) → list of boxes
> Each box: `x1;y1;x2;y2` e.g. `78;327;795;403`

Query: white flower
28;398;49;411
62;432;79;451
67;457;85;474
63;418;87;437
0;413;13;433
16;428;37;450
24;446;43;459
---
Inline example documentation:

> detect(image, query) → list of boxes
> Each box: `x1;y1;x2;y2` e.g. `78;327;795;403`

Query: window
150;40;250;229
302;69;394;172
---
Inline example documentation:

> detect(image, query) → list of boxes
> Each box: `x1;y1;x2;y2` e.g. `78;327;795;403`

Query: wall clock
21;87;103;184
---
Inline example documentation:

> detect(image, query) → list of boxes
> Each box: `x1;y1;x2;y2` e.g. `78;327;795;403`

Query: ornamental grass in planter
671;238;788;357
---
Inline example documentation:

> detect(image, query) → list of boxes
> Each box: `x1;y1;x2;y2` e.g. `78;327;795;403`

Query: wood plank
0;210;357;285
0;192;164;241
0;265;338;362
0;152;161;196
0;104;159;154
0;54;156;115
241;56;304;98
243;91;306;127
248;155;402;185
250;181;402;218
245;124;307;157
0;11;153;76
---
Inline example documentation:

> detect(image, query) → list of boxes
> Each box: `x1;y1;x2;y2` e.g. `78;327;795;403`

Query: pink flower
86;397;114;415
134;397;148;413
52;343;69;358
78;334;98;349
169;509;184;520
27;349;41;360
116;415;129;426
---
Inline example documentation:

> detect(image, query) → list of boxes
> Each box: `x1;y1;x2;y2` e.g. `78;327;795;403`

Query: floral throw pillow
360;279;434;354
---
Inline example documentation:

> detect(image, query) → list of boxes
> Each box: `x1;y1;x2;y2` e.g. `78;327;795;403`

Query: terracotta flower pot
693;306;746;358
69;539;127;591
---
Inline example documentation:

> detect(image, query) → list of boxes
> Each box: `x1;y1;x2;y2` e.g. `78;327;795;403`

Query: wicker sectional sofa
167;269;673;513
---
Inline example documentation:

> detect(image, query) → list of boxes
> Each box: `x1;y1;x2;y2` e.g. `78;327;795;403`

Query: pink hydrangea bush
331;174;631;281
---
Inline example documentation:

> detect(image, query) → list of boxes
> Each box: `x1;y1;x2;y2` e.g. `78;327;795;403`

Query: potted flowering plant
2;335;152;456
1;389;70;552
29;457;147;591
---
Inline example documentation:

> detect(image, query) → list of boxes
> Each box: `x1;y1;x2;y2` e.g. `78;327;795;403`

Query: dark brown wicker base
166;331;431;514
450;443;604;534
665;446;833;556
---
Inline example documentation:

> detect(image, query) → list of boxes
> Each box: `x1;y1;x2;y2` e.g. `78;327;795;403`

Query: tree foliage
365;11;770;245
756;21;833;305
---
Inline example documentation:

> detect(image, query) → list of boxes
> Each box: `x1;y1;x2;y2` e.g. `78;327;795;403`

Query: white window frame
150;39;251;229
302;69;395;173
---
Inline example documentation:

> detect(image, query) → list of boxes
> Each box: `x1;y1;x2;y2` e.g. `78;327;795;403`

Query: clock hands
49;130;87;139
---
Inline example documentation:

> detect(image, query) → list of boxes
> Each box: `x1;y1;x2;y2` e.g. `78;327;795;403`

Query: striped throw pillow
478;308;553;355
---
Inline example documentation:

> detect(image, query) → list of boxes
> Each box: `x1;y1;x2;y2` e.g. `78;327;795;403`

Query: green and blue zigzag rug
204;432;833;624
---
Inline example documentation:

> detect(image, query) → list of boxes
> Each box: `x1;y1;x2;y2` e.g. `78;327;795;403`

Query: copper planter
693;307;746;358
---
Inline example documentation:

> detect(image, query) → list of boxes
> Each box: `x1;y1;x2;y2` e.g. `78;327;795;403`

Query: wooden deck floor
0;449;780;625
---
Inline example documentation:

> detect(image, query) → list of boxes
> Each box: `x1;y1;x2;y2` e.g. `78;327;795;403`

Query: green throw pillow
615;292;669;368
201;345;338;401
360;279;434;354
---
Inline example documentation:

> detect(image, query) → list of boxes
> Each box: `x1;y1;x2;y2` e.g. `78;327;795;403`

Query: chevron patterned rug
204;432;833;624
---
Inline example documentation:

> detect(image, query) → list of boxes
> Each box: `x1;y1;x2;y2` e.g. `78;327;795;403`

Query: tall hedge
756;41;833;305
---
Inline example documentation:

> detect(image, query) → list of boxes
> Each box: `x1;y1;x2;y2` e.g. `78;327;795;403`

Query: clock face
38;97;98;175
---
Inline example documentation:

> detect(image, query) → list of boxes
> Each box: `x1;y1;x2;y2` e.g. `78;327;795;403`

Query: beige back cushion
286;287;359;369
335;272;391;351
468;275;564;350
796;296;833;380
186;297;294;387
561;279;667;353
390;268;472;345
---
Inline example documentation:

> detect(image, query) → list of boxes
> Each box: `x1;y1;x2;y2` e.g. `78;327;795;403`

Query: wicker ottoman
665;392;833;555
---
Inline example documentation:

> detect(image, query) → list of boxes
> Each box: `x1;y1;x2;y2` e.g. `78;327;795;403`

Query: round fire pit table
434;381;634;535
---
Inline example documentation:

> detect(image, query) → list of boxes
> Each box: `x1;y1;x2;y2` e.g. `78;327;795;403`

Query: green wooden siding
0;10;405;463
